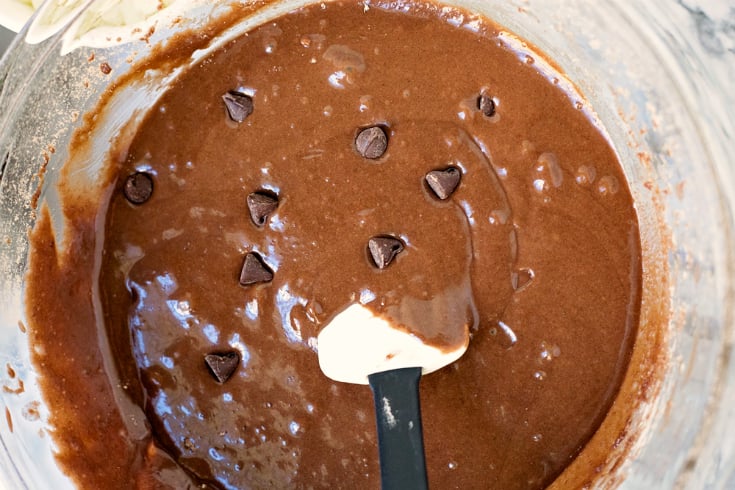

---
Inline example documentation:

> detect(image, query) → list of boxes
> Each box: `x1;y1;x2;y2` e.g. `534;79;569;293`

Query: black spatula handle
368;367;428;490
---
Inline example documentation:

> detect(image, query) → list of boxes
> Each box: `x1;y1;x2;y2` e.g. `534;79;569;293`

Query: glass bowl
0;1;733;488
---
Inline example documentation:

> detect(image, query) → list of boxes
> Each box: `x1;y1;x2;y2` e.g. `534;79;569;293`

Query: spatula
318;303;470;490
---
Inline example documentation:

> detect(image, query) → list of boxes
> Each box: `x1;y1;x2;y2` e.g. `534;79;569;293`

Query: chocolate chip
477;94;496;117
123;172;154;204
247;191;279;226
425;167;461;200
355;126;388;159
204;351;240;383
239;252;273;285
222;91;254;123
368;236;404;269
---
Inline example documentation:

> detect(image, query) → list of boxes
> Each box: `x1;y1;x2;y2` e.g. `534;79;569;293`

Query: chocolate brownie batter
24;1;641;489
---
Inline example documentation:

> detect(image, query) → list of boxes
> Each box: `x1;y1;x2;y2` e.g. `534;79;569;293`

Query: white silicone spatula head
317;303;470;385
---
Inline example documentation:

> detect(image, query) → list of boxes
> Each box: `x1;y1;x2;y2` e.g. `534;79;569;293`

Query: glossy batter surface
25;1;641;488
